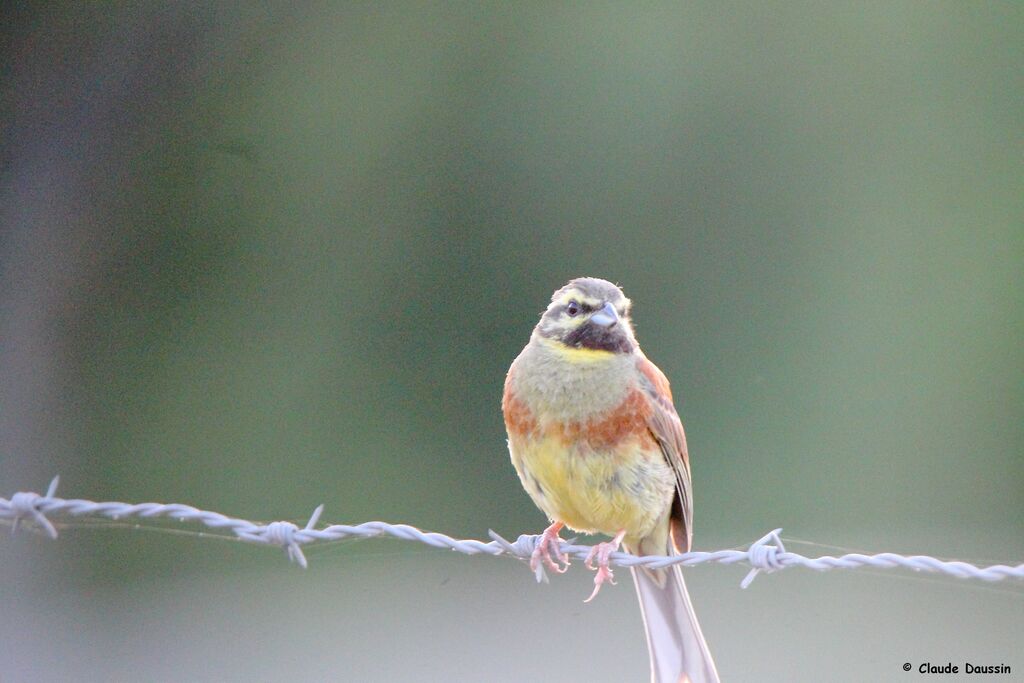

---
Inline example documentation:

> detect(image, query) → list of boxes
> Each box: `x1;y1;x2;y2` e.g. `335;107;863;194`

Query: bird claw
584;564;617;602
583;530;626;602
530;523;570;574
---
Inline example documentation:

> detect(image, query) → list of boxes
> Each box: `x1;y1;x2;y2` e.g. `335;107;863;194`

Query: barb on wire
2;478;1023;587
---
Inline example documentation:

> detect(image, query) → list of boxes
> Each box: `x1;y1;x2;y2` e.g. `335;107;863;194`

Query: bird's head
533;277;637;357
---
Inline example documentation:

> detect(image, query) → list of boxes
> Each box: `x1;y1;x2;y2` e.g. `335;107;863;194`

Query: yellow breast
508;431;674;542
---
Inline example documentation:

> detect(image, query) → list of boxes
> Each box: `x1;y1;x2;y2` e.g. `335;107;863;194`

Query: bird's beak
590;302;619;327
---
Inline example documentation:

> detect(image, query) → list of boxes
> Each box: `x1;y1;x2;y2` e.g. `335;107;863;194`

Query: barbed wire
3;476;1023;588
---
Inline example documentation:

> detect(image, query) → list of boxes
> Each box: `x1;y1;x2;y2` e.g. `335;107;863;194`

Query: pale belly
509;433;676;542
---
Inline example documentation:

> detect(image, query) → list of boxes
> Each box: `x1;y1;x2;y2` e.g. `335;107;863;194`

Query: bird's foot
584;529;627;603
530;521;570;574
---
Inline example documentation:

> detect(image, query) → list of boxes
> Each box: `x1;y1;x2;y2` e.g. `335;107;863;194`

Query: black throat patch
563;323;634;354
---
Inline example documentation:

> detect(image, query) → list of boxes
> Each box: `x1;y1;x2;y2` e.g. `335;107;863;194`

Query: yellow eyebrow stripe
552;292;602;308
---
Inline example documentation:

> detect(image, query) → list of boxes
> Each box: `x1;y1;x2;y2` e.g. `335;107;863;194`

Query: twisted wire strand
3;477;1022;587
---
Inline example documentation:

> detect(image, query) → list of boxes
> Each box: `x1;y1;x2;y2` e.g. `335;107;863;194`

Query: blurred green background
1;3;1021;681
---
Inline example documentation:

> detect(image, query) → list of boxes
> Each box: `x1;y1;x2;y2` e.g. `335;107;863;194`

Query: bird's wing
636;353;693;553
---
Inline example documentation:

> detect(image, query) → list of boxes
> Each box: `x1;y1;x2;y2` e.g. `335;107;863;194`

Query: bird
502;277;719;683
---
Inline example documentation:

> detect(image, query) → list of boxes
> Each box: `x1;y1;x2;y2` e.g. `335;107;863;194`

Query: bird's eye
566;300;580;317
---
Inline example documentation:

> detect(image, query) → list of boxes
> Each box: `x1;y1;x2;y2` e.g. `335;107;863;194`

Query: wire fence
3;476;1023;588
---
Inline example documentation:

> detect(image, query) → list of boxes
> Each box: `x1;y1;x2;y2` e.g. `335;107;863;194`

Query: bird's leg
531;521;570;574
583;529;627;602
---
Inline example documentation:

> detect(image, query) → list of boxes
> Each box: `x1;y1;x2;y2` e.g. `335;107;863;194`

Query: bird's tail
630;559;720;683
